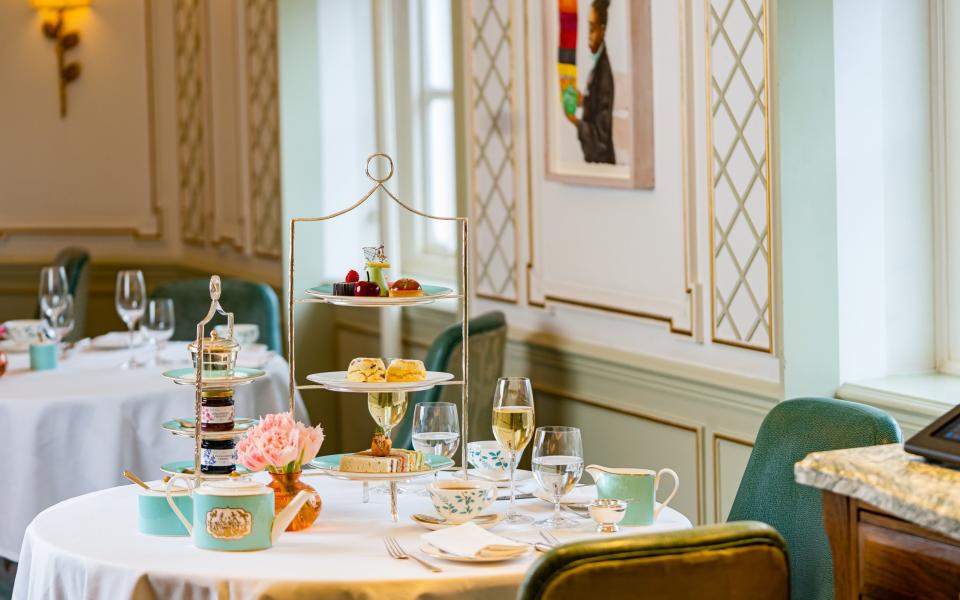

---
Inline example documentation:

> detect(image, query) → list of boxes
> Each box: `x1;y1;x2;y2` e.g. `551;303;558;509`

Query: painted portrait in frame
543;0;654;188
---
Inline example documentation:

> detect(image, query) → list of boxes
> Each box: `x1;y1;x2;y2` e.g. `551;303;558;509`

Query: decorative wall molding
706;0;774;352
244;0;283;259
711;432;754;522
465;0;520;303
174;0;211;245
0;0;163;241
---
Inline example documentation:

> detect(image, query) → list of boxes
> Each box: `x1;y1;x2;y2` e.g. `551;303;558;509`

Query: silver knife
496;492;535;501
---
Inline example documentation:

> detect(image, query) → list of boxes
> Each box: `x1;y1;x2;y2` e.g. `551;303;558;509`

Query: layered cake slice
339;449;425;473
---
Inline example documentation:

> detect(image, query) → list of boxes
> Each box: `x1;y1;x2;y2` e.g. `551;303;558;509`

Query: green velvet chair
727;397;902;600
392;311;507;452
35;247;90;340
150;278;283;354
517;521;789;600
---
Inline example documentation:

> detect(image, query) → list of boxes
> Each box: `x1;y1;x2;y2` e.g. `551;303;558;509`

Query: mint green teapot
586;465;679;526
166;476;311;551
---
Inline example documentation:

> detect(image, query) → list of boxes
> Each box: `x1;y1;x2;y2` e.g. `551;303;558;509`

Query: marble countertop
795;443;960;541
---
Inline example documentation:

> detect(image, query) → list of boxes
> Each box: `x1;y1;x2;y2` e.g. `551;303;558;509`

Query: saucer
410;513;503;531
419;541;530;563
533;484;597;506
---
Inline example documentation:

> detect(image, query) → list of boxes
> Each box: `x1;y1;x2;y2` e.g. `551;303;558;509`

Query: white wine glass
412;402;460;495
492;376;535;525
142;298;175;365
39;266;69;322
115;270;146;369
532;426;584;528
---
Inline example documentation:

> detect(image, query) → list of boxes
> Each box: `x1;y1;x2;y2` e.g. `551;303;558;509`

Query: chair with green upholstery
517;521;789;600
150;278;283;354
35;247;90;340
392;311;507;452
727;397;902;600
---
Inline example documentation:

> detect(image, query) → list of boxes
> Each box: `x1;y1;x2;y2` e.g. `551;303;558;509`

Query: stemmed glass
142;298;175;365
46;294;75;349
115;270;146;369
492;377;535;525
39;266;69;324
412;402;460;494
532;426;584;528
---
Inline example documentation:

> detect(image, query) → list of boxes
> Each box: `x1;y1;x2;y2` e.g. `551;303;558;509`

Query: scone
386;358;426;382
346;357;386;382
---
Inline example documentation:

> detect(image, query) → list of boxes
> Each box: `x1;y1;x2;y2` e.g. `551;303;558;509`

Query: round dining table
13;472;691;599
0;340;307;563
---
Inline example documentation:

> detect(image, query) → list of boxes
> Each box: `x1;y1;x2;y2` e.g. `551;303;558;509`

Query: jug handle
652;468;679;521
165;474;193;535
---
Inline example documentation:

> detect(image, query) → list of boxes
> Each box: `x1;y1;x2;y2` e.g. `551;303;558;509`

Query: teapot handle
652;468;679;521
165;474;194;535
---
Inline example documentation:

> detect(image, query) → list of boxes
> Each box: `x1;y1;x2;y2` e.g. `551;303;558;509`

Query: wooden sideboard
822;489;960;599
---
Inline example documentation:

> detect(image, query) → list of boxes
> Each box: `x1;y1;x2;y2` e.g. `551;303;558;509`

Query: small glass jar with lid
188;330;239;378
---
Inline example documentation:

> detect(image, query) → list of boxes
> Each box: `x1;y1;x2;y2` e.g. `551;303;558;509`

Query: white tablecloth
12;473;691;600
0;343;307;562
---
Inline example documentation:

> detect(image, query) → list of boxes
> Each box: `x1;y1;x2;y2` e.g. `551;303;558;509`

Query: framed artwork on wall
542;0;654;188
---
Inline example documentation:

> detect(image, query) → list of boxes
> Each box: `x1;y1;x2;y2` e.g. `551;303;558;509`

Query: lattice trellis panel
174;0;209;244
245;0;283;258
468;0;518;302
706;0;773;352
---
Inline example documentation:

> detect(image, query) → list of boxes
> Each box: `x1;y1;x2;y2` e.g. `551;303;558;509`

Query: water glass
412;402;460;494
492;377;535;525
45;294;75;345
532;426;584;528
39;266;69;321
115;270;146;369
142;298;175;365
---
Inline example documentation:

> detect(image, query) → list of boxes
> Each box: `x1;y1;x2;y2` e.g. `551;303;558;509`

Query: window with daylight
396;0;460;283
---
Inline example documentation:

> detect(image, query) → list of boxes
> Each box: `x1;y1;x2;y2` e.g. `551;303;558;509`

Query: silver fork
383;536;442;573
540;530;561;546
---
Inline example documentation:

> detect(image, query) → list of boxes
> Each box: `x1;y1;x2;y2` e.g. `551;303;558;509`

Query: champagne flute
142;298;175;365
39;266;69;322
367;392;409;439
412;402;460;494
115;270;146;369
492;377;535;525
532;426;584;528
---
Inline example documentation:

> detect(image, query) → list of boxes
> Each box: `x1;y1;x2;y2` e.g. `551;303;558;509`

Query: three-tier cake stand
287;154;470;521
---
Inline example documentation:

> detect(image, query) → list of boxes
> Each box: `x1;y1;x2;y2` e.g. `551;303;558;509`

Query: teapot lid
197;477;268;497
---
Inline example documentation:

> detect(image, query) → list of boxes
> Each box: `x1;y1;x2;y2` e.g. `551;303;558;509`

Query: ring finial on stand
365;153;394;183
209;275;221;301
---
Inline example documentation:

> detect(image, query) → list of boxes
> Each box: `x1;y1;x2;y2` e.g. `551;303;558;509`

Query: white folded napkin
93;331;144;348
421;522;527;558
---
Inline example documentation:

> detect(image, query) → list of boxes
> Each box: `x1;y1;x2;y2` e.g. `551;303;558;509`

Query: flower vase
269;471;321;531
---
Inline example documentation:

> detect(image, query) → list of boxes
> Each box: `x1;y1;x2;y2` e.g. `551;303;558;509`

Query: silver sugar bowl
588;498;628;533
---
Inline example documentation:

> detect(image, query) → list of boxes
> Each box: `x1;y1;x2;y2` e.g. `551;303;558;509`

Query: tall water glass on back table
115;270;146;369
492;377;535;525
142;298;175;365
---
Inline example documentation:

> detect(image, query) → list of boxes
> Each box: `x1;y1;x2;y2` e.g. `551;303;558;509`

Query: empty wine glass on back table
39;265;68;323
142;298;175;365
412;402;460;494
532;426;584;528
492;377;536;525
115;270;146;369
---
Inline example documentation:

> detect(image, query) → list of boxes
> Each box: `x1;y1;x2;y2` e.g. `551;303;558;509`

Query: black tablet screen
935;416;960;441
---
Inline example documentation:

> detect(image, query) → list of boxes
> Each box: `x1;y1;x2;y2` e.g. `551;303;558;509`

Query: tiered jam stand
159;276;266;480
287;154;469;521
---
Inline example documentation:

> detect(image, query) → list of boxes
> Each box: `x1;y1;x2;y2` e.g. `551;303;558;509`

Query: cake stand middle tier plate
161;417;258;440
305;371;455;393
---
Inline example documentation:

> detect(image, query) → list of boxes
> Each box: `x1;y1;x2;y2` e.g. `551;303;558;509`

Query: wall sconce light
31;0;91;118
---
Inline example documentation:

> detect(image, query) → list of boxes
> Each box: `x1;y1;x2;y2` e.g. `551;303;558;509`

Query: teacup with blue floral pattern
427;480;497;524
467;440;515;480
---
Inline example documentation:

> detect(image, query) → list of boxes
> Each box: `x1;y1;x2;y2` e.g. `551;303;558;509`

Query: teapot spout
585;464;609;483
271;490;312;545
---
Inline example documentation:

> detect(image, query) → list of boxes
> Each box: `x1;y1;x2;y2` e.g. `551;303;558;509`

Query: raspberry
345;270;360;283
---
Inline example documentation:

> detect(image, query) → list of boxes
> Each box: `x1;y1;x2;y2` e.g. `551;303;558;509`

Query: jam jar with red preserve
200;389;235;432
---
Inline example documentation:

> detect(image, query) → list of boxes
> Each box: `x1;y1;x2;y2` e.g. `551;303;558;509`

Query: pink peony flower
236;412;324;472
